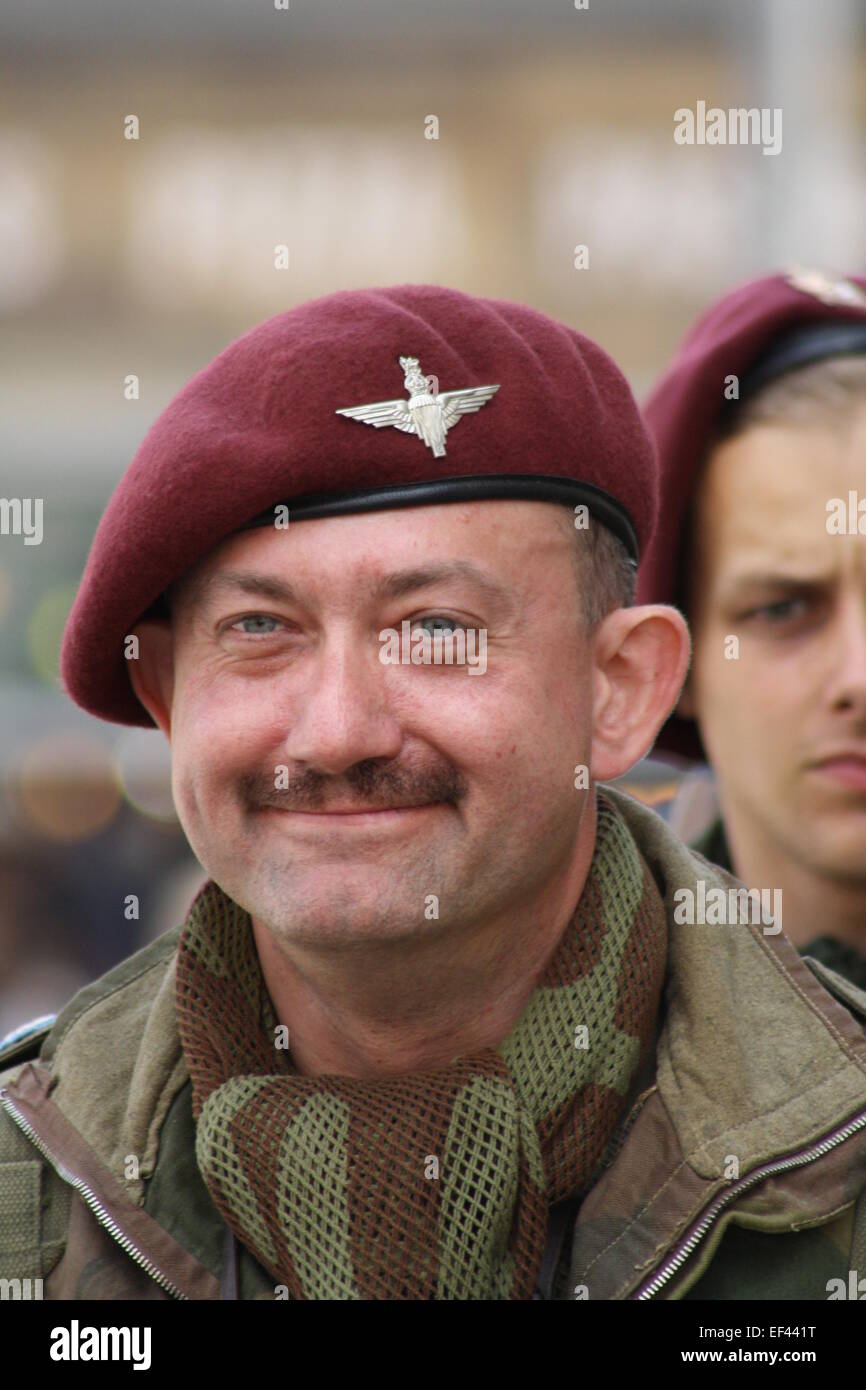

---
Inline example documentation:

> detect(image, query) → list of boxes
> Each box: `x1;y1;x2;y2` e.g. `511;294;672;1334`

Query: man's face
157;501;598;946
682;403;866;880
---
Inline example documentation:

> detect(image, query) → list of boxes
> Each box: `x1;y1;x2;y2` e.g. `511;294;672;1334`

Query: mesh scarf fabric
174;791;667;1300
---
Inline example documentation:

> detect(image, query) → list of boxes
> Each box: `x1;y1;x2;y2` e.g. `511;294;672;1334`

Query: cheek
395;664;588;823
690;631;794;765
174;651;279;736
474;665;590;796
169;667;276;804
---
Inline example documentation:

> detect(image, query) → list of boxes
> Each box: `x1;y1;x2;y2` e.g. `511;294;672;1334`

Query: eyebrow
196;561;516;612
721;572;828;595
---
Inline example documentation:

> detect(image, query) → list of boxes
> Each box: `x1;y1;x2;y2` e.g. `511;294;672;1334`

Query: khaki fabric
1;785;865;1300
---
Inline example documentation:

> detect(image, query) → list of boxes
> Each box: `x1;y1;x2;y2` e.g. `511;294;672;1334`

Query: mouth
259;804;441;826
807;756;866;791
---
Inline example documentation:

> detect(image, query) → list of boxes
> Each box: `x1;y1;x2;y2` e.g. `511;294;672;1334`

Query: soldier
1;284;865;1301
640;269;866;990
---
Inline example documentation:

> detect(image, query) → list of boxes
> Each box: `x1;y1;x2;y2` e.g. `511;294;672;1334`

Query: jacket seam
678;1077;866;1160
579;1146;707;1285
749;922;866;1068
731;1196;857;1235
667;1197;861;1299
43;934;181;1060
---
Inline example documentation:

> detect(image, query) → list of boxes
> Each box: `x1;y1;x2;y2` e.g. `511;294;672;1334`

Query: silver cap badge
336;357;500;458
785;267;866;310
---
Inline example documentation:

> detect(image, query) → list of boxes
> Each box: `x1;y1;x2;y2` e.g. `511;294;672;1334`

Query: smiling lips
261;803;437;822
809;757;866;792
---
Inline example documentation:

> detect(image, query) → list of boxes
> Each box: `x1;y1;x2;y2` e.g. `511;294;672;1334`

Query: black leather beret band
739;321;866;405
234;473;640;563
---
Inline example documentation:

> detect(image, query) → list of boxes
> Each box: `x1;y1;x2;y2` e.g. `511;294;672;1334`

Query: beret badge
785;266;866;310
336;355;500;457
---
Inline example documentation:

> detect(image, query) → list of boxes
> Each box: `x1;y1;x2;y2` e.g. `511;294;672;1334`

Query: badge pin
336;357;500;457
785;267;866;310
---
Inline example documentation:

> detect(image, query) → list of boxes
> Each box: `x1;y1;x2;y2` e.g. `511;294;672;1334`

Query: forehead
694;412;866;576
175;498;574;603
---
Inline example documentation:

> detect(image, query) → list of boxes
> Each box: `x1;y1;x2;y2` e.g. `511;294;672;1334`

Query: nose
281;627;404;776
824;588;866;718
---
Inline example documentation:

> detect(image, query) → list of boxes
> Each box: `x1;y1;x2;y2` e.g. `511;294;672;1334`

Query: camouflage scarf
175;791;667;1300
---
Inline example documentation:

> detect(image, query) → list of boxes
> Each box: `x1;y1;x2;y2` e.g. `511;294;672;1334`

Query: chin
787;817;866;881
247;876;430;937
264;912;435;949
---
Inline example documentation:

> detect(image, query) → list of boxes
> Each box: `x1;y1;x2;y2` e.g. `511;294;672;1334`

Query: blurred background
1;0;865;1034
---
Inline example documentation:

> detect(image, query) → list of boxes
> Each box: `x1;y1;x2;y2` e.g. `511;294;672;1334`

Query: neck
251;797;598;1079
722;803;866;952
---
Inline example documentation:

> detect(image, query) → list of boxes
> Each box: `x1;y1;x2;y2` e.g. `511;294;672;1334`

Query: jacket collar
572;787;866;1298
9;786;866;1297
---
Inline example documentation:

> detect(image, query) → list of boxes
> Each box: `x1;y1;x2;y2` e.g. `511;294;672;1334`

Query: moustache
241;760;468;814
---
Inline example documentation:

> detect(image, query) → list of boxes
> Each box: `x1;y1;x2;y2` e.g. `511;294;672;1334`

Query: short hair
716;353;866;441
557;505;637;630
163;570;195;616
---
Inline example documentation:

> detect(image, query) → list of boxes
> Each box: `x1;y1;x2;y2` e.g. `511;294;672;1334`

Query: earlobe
126;619;175;738
590;605;691;782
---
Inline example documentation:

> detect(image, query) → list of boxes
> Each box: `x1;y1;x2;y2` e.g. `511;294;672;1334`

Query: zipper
0;1087;186;1301
633;1104;866;1300
6;1070;864;1304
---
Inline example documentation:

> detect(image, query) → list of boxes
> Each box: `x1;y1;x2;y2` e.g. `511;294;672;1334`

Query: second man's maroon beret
638;267;866;761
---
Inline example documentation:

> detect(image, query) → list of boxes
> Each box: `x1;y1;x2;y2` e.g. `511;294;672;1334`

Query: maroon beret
61;283;658;727
637;267;866;762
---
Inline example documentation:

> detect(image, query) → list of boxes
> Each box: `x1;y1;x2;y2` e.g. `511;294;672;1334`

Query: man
639;269;866;990
1;285;865;1301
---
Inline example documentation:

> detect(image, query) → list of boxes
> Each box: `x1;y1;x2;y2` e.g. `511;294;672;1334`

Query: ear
590;604;691;782
126;618;175;739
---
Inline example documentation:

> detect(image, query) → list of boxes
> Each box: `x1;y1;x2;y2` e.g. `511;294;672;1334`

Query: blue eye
413;616;466;635
232;615;281;635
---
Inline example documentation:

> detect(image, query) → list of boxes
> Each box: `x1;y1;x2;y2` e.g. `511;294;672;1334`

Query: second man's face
681;403;866;881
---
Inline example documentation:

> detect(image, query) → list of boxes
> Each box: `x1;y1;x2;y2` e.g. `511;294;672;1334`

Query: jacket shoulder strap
802;957;866;1023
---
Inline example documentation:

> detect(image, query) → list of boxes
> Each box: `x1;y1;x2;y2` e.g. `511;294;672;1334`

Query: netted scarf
175;791;667;1299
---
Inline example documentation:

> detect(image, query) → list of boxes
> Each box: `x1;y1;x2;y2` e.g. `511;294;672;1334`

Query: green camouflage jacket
1;787;866;1300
